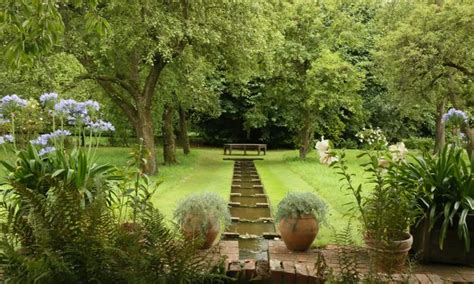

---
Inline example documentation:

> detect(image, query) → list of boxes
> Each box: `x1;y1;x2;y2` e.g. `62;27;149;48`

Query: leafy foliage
393;146;474;251
0;145;226;283
333;151;418;241
275;192;328;225
173;192;231;236
403;137;435;153
328;220;362;283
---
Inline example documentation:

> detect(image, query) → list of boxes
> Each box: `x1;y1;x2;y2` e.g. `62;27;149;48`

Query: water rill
223;159;277;260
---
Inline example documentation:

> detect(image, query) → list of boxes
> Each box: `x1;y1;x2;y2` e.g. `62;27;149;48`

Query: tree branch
79;74;139;98
97;81;139;126
142;56;167;107
444;61;474;77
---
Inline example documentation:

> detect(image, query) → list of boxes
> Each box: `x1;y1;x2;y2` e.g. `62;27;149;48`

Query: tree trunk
136;103;158;174
434;99;446;153
298;119;313;159
162;105;177;164
95;80;158;175
178;105;191;155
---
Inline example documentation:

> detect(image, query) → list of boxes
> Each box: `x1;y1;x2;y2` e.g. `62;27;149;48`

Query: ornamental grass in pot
275;192;328;251
174;192;231;249
334;152;418;273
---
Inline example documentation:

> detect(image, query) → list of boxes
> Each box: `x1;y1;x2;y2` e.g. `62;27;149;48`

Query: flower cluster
0;134;14;145
39;92;59;106
356;127;388;150
53;99;104;127
315;136;338;165
54;99;89;122
442;108;469;127
38;146;56;156
86;120;115;133
31;130;71;146
0;114;10;125
0;94;28;115
388;142;408;163
0;94;28;108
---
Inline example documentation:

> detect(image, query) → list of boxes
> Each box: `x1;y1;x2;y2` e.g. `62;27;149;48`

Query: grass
255;150;367;246
98;147;370;245
0;146;369;246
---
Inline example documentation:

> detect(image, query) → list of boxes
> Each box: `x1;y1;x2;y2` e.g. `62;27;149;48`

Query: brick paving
268;240;474;283
198;240;239;271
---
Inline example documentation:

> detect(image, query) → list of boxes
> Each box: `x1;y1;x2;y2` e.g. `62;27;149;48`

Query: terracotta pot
181;214;220;249
365;232;413;273
278;214;319;251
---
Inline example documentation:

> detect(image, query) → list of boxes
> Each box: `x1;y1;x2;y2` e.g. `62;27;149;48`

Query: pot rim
365;232;413;253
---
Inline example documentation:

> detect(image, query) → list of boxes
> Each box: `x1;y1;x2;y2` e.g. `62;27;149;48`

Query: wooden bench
223;143;267;156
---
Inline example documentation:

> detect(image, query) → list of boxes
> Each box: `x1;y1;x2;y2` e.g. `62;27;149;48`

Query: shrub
355;127;388;150
275;192;328;224
403;136;434;152
173;192;231;235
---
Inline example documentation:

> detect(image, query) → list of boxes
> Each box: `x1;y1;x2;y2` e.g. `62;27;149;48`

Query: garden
0;0;473;283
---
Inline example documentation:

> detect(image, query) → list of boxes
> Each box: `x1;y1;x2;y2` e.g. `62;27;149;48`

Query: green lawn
255;150;367;246
93;147;367;246
1;146;369;246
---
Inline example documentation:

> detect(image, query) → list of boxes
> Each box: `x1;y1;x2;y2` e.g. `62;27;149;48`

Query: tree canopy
1;0;473;171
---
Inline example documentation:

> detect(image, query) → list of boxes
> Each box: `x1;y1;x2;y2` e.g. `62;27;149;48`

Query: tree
375;1;474;153
2;1;278;174
157;47;221;157
248;1;365;159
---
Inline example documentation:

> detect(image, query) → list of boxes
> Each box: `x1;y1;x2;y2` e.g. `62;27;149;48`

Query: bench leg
244;146;247;155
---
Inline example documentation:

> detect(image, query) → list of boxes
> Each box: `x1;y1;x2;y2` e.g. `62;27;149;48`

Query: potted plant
394;146;474;265
173;192;231;249
334;152;418;272
275;192;328;251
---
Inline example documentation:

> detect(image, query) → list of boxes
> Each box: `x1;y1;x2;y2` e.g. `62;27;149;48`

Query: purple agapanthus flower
442;108;469;125
54;99;101;126
54;99;81;116
3;134;14;143
0;95;28;110
39;92;59;106
39;146;56;156
0;134;14;145
31;130;71;146
0;114;10;125
82;100;100;112
86;120;115;133
31;134;50;146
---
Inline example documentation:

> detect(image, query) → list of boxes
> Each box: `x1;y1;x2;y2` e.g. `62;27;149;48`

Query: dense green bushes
403;137;435;152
